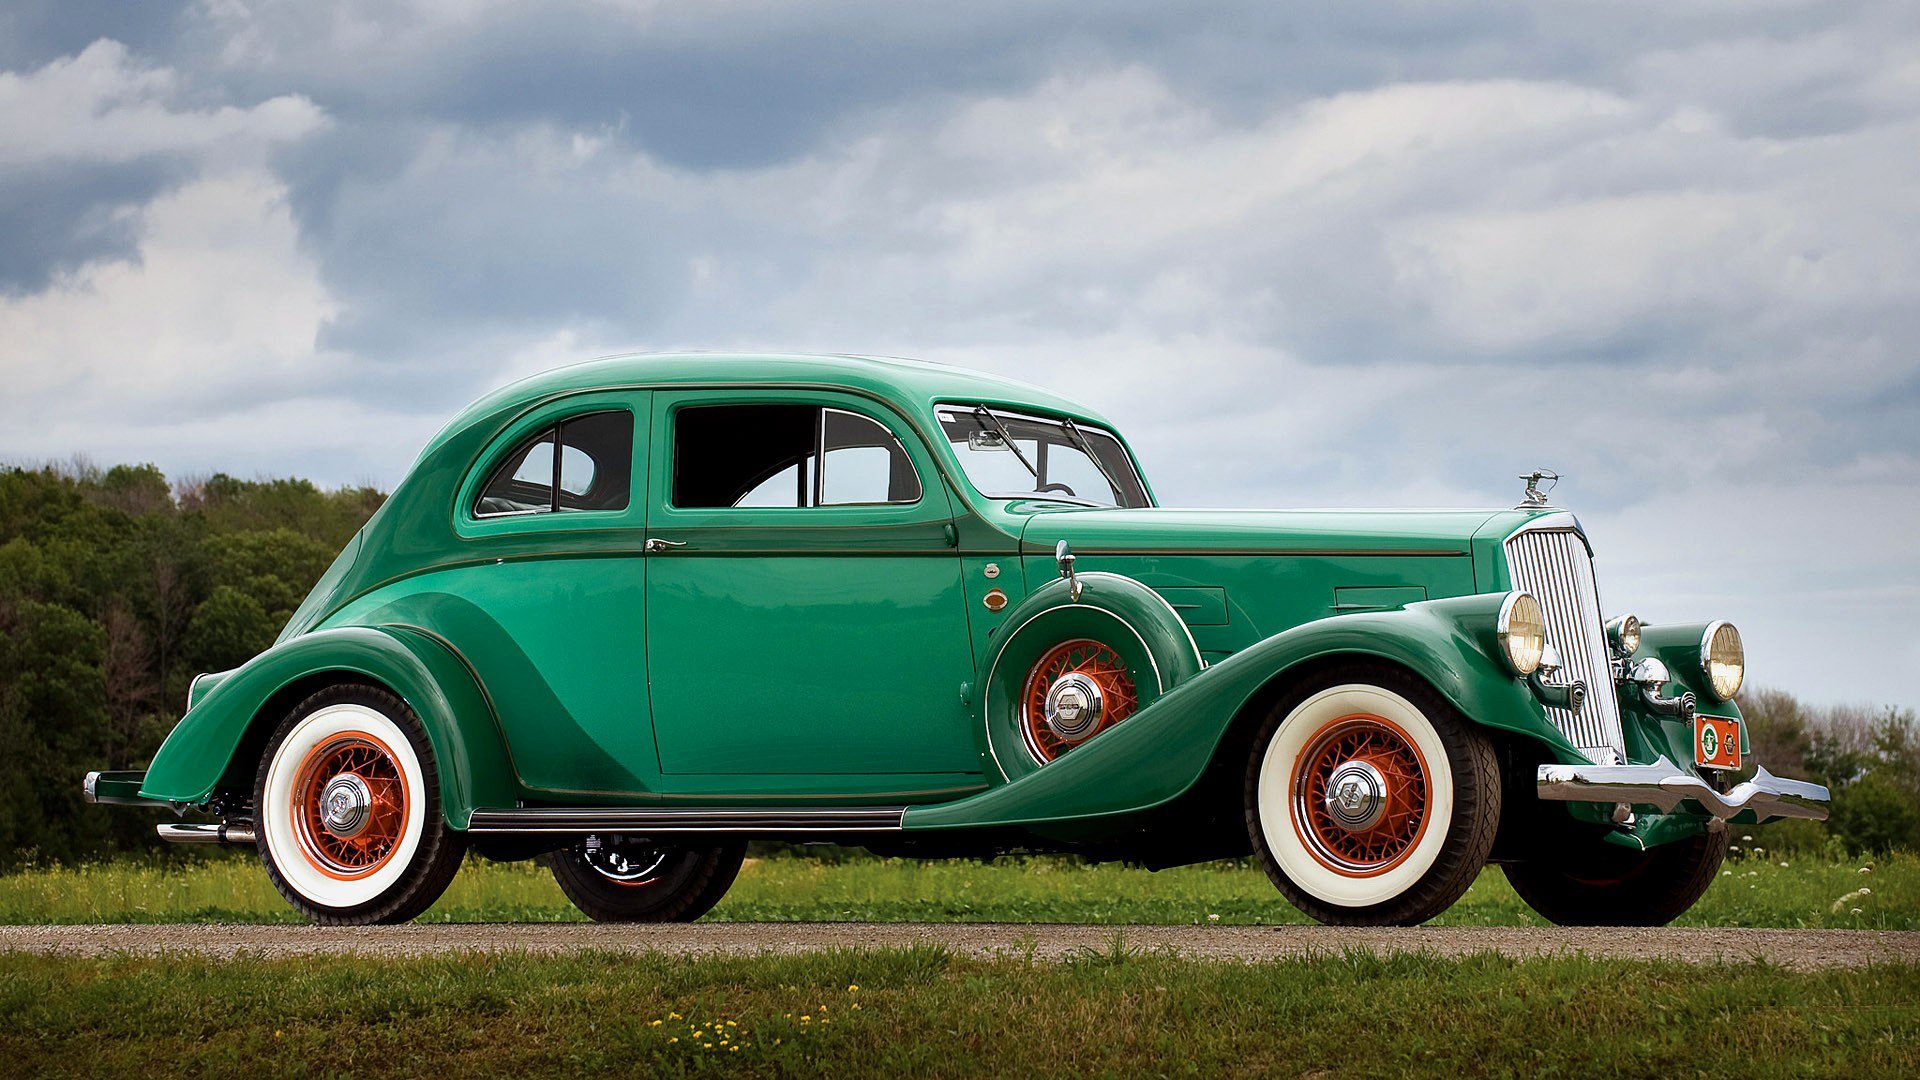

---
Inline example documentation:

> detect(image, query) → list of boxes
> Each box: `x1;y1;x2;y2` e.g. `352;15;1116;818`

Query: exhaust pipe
157;822;256;846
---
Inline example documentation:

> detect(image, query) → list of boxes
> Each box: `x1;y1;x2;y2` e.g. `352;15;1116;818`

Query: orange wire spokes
291;732;409;879
1020;639;1139;763
1293;717;1430;876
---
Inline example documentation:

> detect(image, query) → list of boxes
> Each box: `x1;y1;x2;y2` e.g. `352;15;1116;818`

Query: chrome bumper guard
1536;756;1830;823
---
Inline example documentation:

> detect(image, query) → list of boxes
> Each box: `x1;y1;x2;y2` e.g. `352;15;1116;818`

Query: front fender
139;627;517;829
906;591;1575;833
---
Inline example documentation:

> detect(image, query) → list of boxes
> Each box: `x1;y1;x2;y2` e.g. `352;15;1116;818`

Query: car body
85;354;1830;926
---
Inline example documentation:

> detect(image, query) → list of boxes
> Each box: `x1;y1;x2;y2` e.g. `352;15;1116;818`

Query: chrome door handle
644;538;688;553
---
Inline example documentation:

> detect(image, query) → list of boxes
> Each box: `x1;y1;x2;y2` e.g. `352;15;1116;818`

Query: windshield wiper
1061;417;1126;505
973;407;1040;480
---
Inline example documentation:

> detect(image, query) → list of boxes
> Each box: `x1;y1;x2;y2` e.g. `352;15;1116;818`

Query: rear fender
907;591;1576;833
139;626;516;828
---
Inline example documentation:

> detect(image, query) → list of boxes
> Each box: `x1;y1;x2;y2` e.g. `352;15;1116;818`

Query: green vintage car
84;354;1829;926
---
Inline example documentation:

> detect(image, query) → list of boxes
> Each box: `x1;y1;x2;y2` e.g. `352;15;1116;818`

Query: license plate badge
1694;714;1741;771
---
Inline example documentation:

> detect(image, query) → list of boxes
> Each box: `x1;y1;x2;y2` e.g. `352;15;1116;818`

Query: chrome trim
1044;671;1104;742
1701;620;1743;701
157;822;257;845
1055;540;1083;603
1322;760;1389;833
1504;520;1623;761
1537;757;1830;823
466;806;906;834
1629;656;1696;719
1053;548;1468;558
1605;614;1642;658
1495;591;1544;675
320;774;375;838
1517;468;1560;508
82;771;98;803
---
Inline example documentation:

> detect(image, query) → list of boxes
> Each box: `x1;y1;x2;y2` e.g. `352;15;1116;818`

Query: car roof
422;352;1111;462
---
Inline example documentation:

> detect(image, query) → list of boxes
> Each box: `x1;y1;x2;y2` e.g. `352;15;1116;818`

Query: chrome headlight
1497;592;1547;676
1606;614;1642;657
1702;621;1744;700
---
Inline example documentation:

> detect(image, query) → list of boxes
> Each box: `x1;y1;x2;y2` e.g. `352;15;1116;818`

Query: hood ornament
1518;469;1560;508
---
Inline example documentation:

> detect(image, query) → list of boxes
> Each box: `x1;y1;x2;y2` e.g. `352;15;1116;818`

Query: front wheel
1502;828;1729;926
1244;666;1501;925
254;684;468;925
549;836;746;922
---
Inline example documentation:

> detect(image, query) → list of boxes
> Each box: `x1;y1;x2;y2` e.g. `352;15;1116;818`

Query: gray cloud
0;2;1915;706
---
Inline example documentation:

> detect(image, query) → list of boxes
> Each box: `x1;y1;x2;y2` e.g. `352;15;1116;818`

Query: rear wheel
549;835;746;922
1245;665;1500;925
1503;827;1729;926
254;684;468;925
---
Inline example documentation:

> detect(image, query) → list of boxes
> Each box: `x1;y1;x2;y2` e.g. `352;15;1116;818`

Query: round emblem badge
1700;724;1719;760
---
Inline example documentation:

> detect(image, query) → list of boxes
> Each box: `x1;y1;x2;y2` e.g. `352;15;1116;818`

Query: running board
465;806;908;834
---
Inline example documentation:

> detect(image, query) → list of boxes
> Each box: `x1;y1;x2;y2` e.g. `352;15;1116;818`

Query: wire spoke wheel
290;732;410;879
550;839;747;923
255;685;467;925
1292;716;1430;876
1246;669;1499;925
579;835;672;887
1020;639;1138;763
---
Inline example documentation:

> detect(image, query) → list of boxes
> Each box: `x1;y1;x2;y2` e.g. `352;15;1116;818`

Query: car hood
1017;506;1541;555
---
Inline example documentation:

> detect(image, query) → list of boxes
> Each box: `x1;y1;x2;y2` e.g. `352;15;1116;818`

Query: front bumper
1537;756;1830;824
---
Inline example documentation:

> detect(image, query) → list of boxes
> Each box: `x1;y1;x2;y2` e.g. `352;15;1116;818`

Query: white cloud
0;170;362;476
0;39;323;167
2;9;1917;708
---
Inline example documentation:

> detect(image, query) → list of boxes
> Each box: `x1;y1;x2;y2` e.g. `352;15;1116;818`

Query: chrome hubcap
319;773;374;838
581;835;671;884
1322;760;1388;833
1044;672;1105;743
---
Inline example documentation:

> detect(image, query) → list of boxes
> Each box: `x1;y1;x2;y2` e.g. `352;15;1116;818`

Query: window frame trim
459;398;644;530
932;401;1150;509
665;399;929;513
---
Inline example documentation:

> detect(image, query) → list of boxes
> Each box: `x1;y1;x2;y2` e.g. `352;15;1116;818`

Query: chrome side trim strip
465;806;908;834
1536;758;1830;823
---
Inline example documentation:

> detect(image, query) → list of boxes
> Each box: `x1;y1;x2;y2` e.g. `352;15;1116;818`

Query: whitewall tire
1245;665;1500;926
254;684;467;924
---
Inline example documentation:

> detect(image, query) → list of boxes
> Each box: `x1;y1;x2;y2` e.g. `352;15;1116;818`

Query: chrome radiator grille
1503;526;1624;761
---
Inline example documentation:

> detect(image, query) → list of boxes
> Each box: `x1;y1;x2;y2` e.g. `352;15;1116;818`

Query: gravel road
3;924;1914;968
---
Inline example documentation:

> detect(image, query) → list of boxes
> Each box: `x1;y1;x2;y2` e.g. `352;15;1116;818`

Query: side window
672;403;922;509
475;410;634;517
821;409;922;505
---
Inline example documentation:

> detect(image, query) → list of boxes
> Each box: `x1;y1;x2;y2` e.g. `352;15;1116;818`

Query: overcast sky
1;2;1915;708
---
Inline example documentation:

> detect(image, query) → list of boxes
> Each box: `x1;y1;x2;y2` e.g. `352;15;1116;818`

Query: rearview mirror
967;431;1010;451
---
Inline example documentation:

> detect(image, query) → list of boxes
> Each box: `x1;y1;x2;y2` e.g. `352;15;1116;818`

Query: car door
643;389;984;797
432;390;659;796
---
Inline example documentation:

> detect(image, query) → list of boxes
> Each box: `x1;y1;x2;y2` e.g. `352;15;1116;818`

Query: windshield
936;404;1151;508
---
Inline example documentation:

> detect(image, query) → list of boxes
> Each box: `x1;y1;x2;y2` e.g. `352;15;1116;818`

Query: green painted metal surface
140;626;515;828
907;592;1576;834
131;353;1740;850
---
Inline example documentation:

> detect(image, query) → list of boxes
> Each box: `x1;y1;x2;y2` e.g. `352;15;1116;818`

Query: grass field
0;847;1908;928
3;947;1915;1078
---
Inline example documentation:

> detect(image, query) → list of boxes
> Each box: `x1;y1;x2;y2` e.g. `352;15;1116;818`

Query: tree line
0;461;1913;866
1;463;381;866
